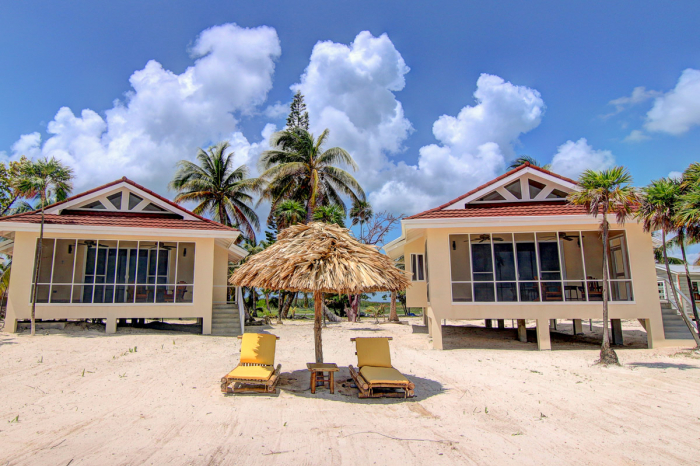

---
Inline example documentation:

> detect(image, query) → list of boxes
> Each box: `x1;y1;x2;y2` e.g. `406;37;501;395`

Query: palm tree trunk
264;292;271;314
389;291;399;322
599;205;619;364
277;291;285;324
281;292;294;319
30;192;46;336
218;202;227;226
314;291;323;363
678;232;700;337
663;230;700;347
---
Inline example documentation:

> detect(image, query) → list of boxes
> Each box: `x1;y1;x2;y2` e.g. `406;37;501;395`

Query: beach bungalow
385;163;695;350
0;177;247;336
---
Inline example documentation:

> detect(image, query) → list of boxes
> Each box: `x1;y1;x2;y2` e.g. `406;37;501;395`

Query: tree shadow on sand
278;367;444;404
627;362;699;371
0;334;17;347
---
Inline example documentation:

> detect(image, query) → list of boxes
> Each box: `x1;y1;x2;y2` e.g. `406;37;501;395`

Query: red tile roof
0;177;238;233
406;201;588;220
0;213;236;231
405;163;578;220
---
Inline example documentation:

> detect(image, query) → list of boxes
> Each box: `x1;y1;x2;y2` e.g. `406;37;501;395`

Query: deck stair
211;304;242;337
661;302;694;340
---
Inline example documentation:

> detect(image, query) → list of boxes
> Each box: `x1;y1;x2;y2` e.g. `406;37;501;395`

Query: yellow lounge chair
220;333;281;395
348;337;415;398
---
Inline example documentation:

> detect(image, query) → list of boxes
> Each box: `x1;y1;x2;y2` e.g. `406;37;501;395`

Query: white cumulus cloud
645;68;700;135
7;23;281;196
370;74;545;213
623;129;651;143
549;138;615;179
293;31;413;192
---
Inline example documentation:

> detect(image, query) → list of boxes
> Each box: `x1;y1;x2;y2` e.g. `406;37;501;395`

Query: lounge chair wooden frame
220;335;282;395
348;337;415;399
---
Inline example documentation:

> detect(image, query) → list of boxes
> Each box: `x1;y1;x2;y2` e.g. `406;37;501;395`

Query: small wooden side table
306;363;339;394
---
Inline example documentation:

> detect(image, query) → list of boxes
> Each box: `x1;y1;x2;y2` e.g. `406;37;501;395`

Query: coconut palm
275;199;306;230
350;200;373;240
568;167;639;364
508;155;551;171
17;157;73;336
312;204;346;227
170;141;260;241
638;178;700;347
258;128;365;222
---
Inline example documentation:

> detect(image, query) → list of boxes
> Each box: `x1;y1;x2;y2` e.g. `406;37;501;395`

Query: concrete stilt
485;319;493;328
202;313;212;335
106;317;117;334
550;319;557;330
536;318;551;350
573;319;584;335
610;319;623;346
517;319;527;342
429;310;444;350
498;319;505;329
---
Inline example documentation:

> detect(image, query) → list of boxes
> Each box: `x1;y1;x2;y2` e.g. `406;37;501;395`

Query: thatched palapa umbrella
230;222;411;363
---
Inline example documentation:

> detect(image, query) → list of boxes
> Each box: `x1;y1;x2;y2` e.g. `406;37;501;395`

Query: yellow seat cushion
355;337;392;368
226;365;274;381
359;366;409;384
240;333;276;365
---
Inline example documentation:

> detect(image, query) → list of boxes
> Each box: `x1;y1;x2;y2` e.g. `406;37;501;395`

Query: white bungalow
0;177;247;335
385;163;697;350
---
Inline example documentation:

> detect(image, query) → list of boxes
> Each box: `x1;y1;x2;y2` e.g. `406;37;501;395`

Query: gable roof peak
404;163;578;220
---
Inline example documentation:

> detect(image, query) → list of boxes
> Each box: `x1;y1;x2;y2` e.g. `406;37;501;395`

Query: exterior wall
212;243;230;305
5;231;217;335
404;239;427;309
406;221;667;349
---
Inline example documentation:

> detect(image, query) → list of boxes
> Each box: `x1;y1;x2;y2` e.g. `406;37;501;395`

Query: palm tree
350;200;373;240
508;155;551;171
272;199;307;321
275;200;306;230
18;157;73;336
312;204;346;227
568;167;639;364
638;178;700;347
258;128;365;222
170;141;260;241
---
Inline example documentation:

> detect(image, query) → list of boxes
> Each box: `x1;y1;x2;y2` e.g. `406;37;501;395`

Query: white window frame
410;253;425;282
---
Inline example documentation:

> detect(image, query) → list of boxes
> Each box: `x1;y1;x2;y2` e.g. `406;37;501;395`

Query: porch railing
657;277;699;335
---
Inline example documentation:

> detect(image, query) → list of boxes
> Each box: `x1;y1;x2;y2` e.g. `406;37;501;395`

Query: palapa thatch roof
229;222;411;294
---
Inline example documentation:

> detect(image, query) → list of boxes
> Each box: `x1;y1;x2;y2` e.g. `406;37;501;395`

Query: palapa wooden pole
314;290;323;363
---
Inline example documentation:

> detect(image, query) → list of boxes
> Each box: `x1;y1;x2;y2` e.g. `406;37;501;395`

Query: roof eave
402;214;639;228
0;222;241;239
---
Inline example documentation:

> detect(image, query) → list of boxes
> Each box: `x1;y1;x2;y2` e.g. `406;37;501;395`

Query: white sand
1;318;699;465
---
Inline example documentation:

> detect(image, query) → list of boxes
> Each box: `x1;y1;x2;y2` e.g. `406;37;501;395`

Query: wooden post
314;291;323;363
573;319;584;335
485;319;493;328
517;319;527;342
498;319;505;329
550;319;557;330
610;319;623;346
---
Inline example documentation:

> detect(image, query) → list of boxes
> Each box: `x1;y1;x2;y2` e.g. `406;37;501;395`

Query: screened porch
31;238;196;305
448;230;633;304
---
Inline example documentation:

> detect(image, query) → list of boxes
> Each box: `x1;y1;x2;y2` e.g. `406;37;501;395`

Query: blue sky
2;1;700;232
